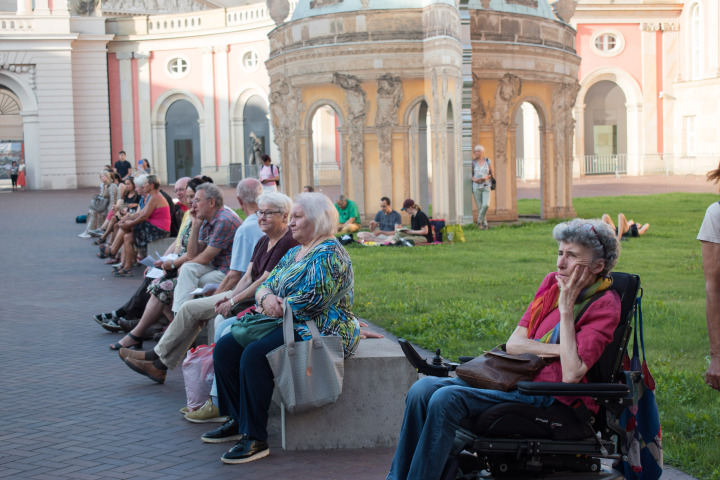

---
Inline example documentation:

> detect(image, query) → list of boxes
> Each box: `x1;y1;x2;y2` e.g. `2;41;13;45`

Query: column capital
133;52;150;59
116;52;134;60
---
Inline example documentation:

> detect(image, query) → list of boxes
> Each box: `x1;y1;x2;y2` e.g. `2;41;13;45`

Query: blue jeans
387;376;555;480
473;186;490;226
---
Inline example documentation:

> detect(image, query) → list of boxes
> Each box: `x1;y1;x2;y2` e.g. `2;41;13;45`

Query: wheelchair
398;272;643;480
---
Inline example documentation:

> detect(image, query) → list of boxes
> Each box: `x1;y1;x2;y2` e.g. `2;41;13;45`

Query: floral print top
261;238;360;358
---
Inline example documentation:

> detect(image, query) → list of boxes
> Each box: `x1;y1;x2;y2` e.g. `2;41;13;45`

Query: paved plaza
0;178;708;479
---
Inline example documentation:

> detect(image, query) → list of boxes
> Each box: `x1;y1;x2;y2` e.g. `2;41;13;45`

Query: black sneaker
201;419;244;444
221;437;269;464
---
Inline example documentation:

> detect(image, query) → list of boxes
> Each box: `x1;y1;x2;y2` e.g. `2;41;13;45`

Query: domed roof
291;0;455;21
467;0;557;21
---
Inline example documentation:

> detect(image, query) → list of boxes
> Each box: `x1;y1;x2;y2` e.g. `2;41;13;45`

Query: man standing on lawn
335;194;361;235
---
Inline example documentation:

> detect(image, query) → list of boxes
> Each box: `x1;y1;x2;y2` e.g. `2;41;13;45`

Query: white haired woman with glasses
387;218;622;480
201;192;361;465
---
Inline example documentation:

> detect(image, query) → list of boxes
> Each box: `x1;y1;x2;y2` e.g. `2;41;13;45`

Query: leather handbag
455;344;548;391
486;158;497;191
266;299;344;414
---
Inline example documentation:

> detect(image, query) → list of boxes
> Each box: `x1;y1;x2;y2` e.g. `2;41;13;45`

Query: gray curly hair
552;218;619;275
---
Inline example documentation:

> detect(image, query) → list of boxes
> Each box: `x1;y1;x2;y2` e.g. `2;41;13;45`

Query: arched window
690;3;702;80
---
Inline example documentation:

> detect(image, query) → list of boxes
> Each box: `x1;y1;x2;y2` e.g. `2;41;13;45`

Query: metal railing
312;161;341;187
581;154;627;176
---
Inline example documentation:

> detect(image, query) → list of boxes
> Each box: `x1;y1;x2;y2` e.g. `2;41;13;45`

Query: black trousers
119;276;152;319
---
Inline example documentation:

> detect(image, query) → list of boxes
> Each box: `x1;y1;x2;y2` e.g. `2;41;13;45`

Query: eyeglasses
582;223;606;256
257;210;282;218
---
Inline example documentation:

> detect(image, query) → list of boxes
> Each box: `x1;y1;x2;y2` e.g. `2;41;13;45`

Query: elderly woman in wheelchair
388;218;632;480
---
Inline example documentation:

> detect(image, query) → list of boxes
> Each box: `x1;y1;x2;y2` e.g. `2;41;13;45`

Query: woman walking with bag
203;192;360;465
471;145;493;230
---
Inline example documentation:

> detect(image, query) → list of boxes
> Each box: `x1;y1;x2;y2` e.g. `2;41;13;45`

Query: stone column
16;0;31;15
52;0;69;16
116;52;135;167
20;112;39;189
214;45;230;175
201;47;217;171
33;0;50;15
135;52;153;178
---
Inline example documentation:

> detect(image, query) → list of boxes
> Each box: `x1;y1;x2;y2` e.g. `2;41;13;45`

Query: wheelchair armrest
398;339;457;377
517;381;630;398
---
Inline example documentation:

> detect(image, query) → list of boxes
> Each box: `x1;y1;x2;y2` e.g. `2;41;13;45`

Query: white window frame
166;56;190;79
590;30;625;57
241;50;259;73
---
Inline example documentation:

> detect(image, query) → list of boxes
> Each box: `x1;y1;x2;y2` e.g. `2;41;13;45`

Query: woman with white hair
202;192;361;465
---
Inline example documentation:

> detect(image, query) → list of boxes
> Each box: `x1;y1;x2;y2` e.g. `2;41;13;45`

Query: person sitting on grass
357;196;402;244
387;218;621;480
392;199;433;245
602;213;649;242
335;194;361;235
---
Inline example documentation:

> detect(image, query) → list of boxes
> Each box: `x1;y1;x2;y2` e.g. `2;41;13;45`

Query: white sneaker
184;399;229;424
78;232;91;238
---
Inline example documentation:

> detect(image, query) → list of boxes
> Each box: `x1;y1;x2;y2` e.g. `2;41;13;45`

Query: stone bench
273;337;419;451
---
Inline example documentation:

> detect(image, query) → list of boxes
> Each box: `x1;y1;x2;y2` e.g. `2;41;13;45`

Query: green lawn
347;192;720;480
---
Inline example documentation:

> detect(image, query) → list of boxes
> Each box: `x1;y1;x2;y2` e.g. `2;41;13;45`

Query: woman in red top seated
102;174;170;277
387;218;621;480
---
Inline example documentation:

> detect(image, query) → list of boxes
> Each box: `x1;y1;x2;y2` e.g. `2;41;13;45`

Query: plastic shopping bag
182;344;215;411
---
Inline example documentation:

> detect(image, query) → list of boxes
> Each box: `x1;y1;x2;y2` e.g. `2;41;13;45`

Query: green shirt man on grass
335;195;361;234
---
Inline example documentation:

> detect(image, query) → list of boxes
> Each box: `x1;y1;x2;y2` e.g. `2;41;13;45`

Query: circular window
166;56;190;79
242;50;259;72
591;30;624;57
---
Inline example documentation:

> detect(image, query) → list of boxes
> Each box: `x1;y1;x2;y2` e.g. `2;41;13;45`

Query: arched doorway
0;87;24;185
514;102;542;183
165;99;201;181
242;95;269;180
409;100;431;210
583;81;627;175
309;105;341;190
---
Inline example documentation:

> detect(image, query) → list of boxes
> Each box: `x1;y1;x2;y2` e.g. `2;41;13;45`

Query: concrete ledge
146;236;176;257
277;337;419;451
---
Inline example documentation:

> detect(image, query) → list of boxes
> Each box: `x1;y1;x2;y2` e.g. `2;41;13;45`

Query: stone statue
269;76;304;185
246;131;264;166
333;73;368;167
490;73;522;169
267;0;290;26
71;0;99;16
375;74;403;166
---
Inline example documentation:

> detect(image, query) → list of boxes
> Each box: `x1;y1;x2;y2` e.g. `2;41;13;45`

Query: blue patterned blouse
261;238;360;358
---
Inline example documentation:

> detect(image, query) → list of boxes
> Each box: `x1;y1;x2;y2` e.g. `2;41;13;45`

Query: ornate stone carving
333;73;367;167
267;0;290;26
0;52;36;94
551;81;580;165
375;74;403;166
269;76;304;181
490;73;522;164
471;72;489;125
101;0;206;15
642;22;678;32
310;0;342;8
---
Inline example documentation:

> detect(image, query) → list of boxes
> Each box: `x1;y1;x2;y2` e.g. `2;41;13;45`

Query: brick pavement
0;187;700;480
